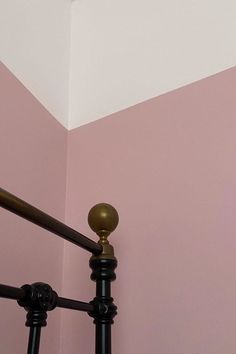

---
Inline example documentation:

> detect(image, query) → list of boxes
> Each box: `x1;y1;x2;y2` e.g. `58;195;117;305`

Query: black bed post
18;283;58;354
88;203;118;354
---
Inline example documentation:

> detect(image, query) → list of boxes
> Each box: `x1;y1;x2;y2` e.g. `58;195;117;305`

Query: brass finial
88;203;119;259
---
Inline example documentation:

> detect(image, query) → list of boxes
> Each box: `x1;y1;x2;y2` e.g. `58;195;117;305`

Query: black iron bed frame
0;187;118;354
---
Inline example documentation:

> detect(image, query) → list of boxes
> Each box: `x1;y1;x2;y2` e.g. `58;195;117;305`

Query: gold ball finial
88;203;119;239
88;203;119;259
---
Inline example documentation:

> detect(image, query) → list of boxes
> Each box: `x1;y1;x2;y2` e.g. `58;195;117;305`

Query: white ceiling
1;1;236;130
0;0;71;128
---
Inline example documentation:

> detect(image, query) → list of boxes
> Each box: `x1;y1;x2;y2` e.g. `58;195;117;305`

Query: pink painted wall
2;60;236;354
0;62;67;353
64;67;236;354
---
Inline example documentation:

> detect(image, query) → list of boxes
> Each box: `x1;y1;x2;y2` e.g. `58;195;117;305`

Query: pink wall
0;62;67;354
2;60;236;354
64;67;236;354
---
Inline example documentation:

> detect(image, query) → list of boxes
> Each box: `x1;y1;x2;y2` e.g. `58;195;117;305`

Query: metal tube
88;204;119;354
0;187;102;255
57;297;94;312
96;323;111;354
0;282;94;314
0;283;25;301
27;326;42;354
95;280;112;354
96;280;111;298
90;258;118;354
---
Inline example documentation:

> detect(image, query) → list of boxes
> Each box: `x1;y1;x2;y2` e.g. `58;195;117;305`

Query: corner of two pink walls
2;60;236;354
0;61;67;354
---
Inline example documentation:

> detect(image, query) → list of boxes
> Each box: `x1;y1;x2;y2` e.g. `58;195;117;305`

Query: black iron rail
0;283;94;313
0;282;94;354
57;297;93;312
0;187;102;255
0;191;119;354
0;283;25;301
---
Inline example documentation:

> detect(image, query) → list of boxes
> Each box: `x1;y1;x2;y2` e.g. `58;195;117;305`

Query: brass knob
88;203;119;259
88;203;119;239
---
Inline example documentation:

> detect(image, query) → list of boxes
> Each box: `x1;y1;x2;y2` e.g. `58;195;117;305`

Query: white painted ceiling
0;0;70;128
1;0;236;130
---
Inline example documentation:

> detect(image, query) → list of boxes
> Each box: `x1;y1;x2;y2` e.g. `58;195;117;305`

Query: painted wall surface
0;63;67;353
64;67;236;354
69;0;236;128
0;0;71;128
1;1;236;129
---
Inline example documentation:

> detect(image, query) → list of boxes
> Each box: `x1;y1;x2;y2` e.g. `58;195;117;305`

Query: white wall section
1;1;236;129
0;0;71;128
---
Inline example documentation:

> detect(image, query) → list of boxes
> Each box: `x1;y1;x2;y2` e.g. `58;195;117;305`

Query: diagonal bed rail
0;187;102;255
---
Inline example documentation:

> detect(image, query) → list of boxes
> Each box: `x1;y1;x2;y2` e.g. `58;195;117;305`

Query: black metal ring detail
17;282;58;327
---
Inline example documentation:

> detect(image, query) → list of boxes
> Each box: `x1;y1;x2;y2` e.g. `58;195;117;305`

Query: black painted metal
0;187;102;255
0;283;25;300
18;283;53;354
0;188;118;354
89;258;117;354
0;282;94;313
27;326;42;354
57;297;94;312
18;283;58;316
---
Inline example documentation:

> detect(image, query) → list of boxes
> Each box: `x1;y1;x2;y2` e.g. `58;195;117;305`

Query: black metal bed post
88;204;119;354
0;281;96;354
18;283;58;354
27;327;41;354
0;188;119;354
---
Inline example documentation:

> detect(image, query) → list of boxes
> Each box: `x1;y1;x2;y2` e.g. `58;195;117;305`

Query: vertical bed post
18;283;57;354
88;203;118;354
